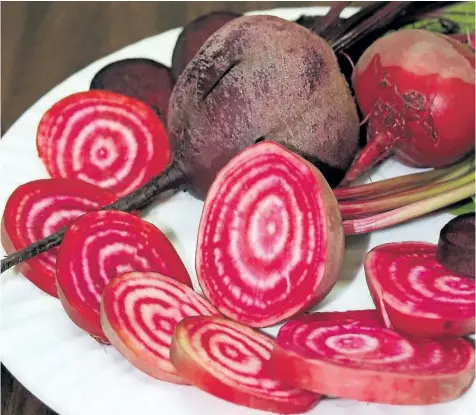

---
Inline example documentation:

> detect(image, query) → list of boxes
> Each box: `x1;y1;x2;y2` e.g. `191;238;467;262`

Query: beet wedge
36;90;171;197
56;210;191;342
270;310;475;405
170;315;321;414
1;178;117;297
100;271;219;383
196;141;344;328
364;242;475;338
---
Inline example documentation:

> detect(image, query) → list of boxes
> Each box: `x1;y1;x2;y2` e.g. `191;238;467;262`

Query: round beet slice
56;210;191;342
170;315;320;414
100;271;220;384
36;90;171;197
196;141;344;327
364;242;475;338
1;178;117;297
90;58;174;121
270;310;475;405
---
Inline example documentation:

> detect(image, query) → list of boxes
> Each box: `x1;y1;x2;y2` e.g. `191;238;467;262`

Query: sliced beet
56;210;191;342
0;179;117;297
170;315;321;414
90;58;174;121
364;242;475;338
270;310;475;405
196;141;344;328
100;271;219;384
36;90;171;197
437;213;475;278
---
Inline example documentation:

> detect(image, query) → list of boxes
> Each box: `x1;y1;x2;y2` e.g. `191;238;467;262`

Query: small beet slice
437;213;475;278
36;90;171;197
90;58;174;121
270;310;475;405
100;271;220;384
364;242;475;338
56;210;191;342
196;141;344;327
170;315;321;414
1;179;117;297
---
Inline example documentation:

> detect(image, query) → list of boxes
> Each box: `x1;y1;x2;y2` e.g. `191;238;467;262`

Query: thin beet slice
437;213;475;278
170;315;320;414
1;179;117;297
56;210;191;342
270;310;475;405
196;141;344;327
90;58;174;121
36;90;171;197
364;242;475;338
100;271;220;384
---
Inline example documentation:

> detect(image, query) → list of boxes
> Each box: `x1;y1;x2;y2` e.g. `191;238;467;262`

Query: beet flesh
270;310;475;405
196;141;344;327
364;242;475;338
170;315;321;414
168;15;360;200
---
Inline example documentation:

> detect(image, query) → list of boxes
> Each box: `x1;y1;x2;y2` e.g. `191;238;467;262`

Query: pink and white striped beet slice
270;310;475;405
56;210;191;342
1;178;117;297
364;242;475;338
196;141;344;327
170;315;321;414
36;90;171;197
100;271;220;384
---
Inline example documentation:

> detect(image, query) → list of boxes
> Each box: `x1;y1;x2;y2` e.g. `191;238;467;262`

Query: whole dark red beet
171;11;241;80
168;15;360;200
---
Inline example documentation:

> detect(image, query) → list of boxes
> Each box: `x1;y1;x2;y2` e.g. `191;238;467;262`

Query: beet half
270;310;475;405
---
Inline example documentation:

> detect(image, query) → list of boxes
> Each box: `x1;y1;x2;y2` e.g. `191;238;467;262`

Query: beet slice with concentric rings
36;90;171;197
364;242;475;338
170;315;321;414
270;310;475;405
1;178;117;297
56;210;191;342
100;271;220;384
196;141;344;327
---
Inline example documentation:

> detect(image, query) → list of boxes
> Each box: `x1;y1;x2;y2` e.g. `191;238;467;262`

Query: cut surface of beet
100;271;220;383
36;90;171;197
1;179;117;297
170;315;320;414
196;141;344;327
56;210;191;341
364;242;475;338
90;58;174;121
271;310;475;405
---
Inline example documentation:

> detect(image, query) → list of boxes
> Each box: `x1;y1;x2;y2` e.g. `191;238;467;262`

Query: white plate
0;6;473;415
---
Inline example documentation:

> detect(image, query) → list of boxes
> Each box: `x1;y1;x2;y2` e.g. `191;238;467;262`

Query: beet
170;315;321;414
37;90;171;197
196;141;344;327
171;11;241;80
437;213;475;278
90;58;175;121
364;242;475;338
0;179;117;297
100;271;219;383
56;210;191;342
270;310;475;405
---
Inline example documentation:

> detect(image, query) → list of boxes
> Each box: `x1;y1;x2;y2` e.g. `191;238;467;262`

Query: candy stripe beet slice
1;179;117;297
100;271;220;384
170;315;320;414
364;242;475;338
36;90;171;197
56;211;191;342
270;310;475;405
196;141;344;327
